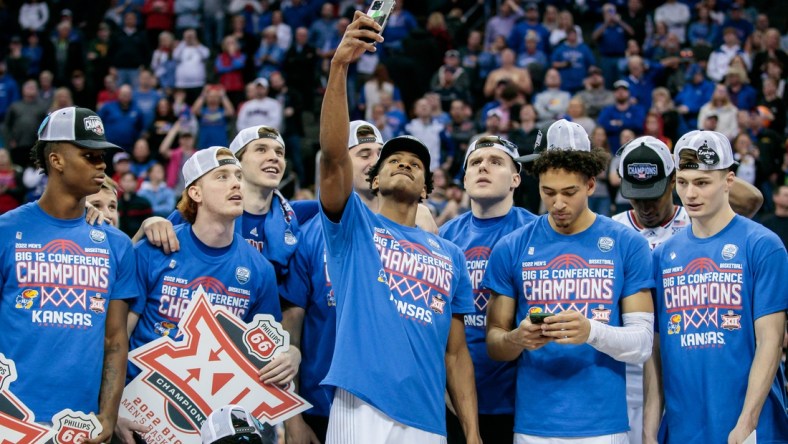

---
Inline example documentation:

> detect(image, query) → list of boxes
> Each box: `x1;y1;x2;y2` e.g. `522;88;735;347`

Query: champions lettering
664;282;742;310
377;245;453;292
17;261;110;289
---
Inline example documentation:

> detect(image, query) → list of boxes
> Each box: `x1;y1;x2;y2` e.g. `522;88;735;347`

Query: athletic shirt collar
32;201;88;228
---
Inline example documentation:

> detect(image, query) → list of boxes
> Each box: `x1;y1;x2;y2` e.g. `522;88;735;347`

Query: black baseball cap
37;106;121;151
376;135;431;171
616;136;674;199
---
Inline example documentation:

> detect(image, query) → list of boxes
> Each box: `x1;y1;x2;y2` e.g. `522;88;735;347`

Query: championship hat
201;405;265;444
376;135;431;170
463;135;521;171
674;130;737;171
516;119;590;162
348;120;383;149
229;126;285;157
37;106;121;151
182;146;241;188
616;136;674;199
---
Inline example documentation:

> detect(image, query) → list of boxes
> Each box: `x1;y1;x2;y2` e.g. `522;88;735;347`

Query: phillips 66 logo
243;317;288;361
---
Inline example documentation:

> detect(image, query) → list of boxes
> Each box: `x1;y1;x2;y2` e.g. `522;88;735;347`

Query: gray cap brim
70;139;123;152
620;176;670;200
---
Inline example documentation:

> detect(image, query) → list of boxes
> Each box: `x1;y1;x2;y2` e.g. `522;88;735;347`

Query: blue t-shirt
129;224;280;379
439;207;536;415
197;106;229;149
319;192;475;436
482;214;654;437
0;202;140;419
652;215;788;444
280;216;336;416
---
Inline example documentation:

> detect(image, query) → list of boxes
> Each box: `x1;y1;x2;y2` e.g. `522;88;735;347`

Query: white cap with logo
348;120;384;149
674;130;737;171
182;146;241;188
229;126;286;157
516;119;590;162
200;405;265;444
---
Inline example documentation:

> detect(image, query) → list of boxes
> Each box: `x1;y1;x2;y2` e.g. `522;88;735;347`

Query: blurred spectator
360;64;403;122
484;49;532;98
542;5;559;33
566;97;596;135
21;163;46;203
609;128;637;213
134;69;163;129
508;2;550;55
147;97;176;156
142;0;175;50
458;30;484;103
549;10;583;48
697;83;739;139
406;97;454;171
96;74;119;110
478;108;507;139
748;109;785;194
622;0;648;48
86;22;112;93
731;132;761;185
654;0;690;43
174;29;210;103
751;29;788;91
22;32;44;79
479;35;506;81
192;84;234;148
431;49;472;110
485;0;523;50
551;27;595;94
236;78;282;131
38;70;54;103
707;27;750;82
722;3;754;44
625;55;664;109
309;3;337;51
271;10;292;52
644;112;673;149
425;92;450;126
255;26;286;80
110;12;150;88
86;176;120;227
759;78;785;135
533;68;570;127
69;70;96;109
215;35;247;107
19;0;49;33
599;80;646;150
0;62;21;127
574;65;614;119
284;27;317;114
159;120;197;194
725;66;757;111
227;14;260;62
7;36;29;84
269;71;306;184
761;185;788;248
592;4;632;89
379;92;407;136
371;103;395;140
48;87;74;113
380;1;418;54
675;64;715;131
202;0;225;48
3;79;46;168
589;126;612;216
130;138;156;180
99;84;146;152
650;87;680;143
426;12;452;56
282;0;313;32
118;171;153;237
138;162;175;218
446;99;476;172
688;3;720;48
151;31;177;93
228;0;268;36
174;0;202;38
111;151;132;184
644;21;669;57
317;18;349;87
0;148;25;214
508;103;540;213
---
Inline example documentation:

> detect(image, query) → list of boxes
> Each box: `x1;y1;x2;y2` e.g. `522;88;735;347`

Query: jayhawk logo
667;313;682;335
15;289;38;310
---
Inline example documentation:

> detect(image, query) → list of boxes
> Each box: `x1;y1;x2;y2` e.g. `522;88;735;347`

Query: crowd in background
0;0;786;246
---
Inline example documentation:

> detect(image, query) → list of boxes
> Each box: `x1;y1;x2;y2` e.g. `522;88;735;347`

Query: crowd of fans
0;0;786;245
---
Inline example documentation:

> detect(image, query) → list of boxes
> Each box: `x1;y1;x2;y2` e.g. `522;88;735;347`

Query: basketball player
645;130;787;443
317;12;481;443
612;136;765;444
484;119;655;444
439;135;535;444
0;107;141;444
87;176;120;227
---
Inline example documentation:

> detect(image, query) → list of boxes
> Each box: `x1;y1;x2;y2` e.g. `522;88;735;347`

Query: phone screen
362;0;395;43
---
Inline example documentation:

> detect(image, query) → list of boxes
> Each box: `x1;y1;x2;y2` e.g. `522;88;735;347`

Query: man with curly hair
483;119;656;443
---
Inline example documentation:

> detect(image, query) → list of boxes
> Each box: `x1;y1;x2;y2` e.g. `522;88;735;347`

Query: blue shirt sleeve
621;231;655;298
480;235;518;299
750;233;788;319
450;247;475;315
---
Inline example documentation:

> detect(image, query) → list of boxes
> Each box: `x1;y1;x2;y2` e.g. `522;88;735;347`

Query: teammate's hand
505;317;552;351
82;413;115;444
284;414;321;444
113;417;152;444
259;347;301;386
541;310;591;344
85;201;106;226
142;216;180;253
331;11;383;66
727;421;755;444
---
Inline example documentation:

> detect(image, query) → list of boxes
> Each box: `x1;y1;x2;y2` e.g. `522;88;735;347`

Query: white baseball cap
229;126;285;157
516;119;590;162
348;120;383;149
37;106;121;151
464;135;521;171
674;130;737;171
182;146;241;188
616;136;674;199
200;405;265;444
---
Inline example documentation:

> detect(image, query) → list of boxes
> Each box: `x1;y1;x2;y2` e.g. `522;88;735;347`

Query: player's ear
371;175;379;193
187;183;203;203
49;148;65;174
586;175;596;195
511;170;521;190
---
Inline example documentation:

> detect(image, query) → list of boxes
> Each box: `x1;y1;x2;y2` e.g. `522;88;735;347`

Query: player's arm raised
486;291;552;361
445;315;482;444
319;11;382;221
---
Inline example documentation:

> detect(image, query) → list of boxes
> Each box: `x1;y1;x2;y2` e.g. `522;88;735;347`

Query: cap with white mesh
229;126;285;157
464;135;521;171
200;405;264;444
515;119;590;162
348;120;383;149
674;130;737;171
37;106;122;151
616;136;674;199
182;146;241;188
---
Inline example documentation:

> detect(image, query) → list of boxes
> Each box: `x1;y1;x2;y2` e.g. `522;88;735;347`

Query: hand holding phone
529;312;555;325
361;0;395;44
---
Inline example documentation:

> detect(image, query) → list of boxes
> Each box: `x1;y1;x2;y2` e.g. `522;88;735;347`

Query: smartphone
361;0;396;44
529;312;554;324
